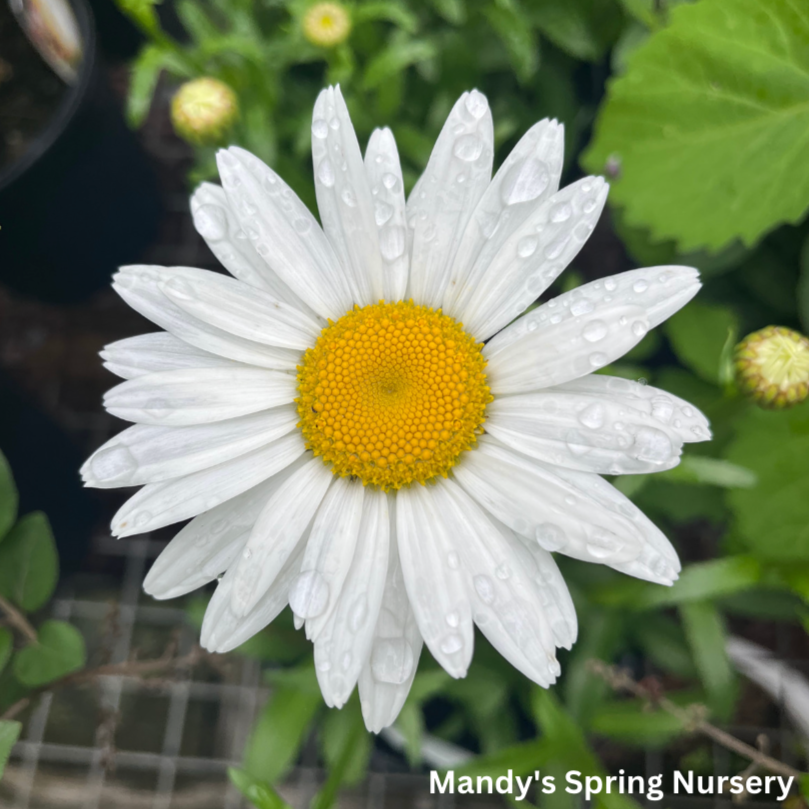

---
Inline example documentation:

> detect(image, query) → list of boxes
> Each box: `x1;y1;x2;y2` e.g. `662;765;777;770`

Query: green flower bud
303;2;352;48
734;326;809;409
171;78;238;146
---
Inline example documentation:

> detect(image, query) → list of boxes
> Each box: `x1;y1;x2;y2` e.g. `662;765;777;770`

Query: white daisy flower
83;86;710;732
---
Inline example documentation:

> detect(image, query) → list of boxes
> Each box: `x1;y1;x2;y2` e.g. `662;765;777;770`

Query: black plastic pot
0;0;162;303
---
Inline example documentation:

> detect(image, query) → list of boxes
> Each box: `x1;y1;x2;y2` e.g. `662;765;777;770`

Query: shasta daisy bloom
83;86;710;731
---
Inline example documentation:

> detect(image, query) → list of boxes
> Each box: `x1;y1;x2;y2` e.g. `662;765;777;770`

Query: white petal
229;458;333;618
314;488;390;708
554;375;712;444
359;504;423;733
395;485;474;678
512;532;578;649
313;87;383;305
191;182;314;314
550;464;680;584
429;479;560;686
100;332;241;380
114;266;300;371
453;437;648;567
442;120;565;323
485;389;685;475
202;531;307;653
485;267;701;394
103;367;296;426
159;268;322;351
294;477;365;640
111;431;305;537
216;147;353;321
456;177;610;341
83;405;299;487
364;128;409;302
406;90;494;307
143;456;308;599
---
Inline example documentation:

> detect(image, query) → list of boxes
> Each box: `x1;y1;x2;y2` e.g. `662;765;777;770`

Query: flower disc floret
297;301;492;489
303;2;351;48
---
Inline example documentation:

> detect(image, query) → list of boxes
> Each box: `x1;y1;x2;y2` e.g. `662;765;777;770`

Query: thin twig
1;645;208;721
0;594;37;644
588;660;803;781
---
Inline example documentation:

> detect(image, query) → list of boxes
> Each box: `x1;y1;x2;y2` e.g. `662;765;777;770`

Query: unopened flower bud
734;326;809;409
171;78;238;145
303;2;351;48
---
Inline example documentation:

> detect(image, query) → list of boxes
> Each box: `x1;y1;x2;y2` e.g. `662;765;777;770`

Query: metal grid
1;79;807;808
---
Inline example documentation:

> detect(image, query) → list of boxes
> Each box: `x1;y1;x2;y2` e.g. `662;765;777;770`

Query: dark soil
0;3;67;174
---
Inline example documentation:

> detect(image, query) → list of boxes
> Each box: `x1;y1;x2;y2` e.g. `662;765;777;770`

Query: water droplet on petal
586;529;623;559
550;202;572;223
604;277;618;292
348;596;368;632
446;551;460;570
500;157;550;205
589;352;608;367
379;226;406;260
341;188;357;207
473;574;496;605
445;611;460;628
317;159;336;188
578;402;606;429
632;321;647;338
535;523;565;552
382;172;399;191
570;298;594;316
517;236;538;258
144;398;170;418
495;564;511;580
371;638;414;684
289;570;330;618
374;202;393;226
193;204;227;241
633;279;649;293
633;427;674;465
583;320;608;342
91;445;137;483
439;633;463;654
465;90;488;119
312;118;328;138
453;134;483;162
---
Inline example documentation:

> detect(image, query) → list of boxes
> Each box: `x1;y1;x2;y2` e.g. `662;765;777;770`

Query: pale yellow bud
303;2;352;48
171;78;238;145
734;326;809;409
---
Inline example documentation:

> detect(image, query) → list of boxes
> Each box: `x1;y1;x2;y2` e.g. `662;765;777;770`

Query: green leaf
0;512;58;612
320;703;370;789
312;705;367;809
0;451;17;542
354;2;419;33
529;0;624;62
115;0;162;34
484;2;539;84
591;700;685;747
0;719;21;779
13;620;85;687
726;406;809;561
394;701;424;766
363;37;437;90
429;0;466;24
127;45;168;127
228;768;292;809
0;628;12;674
664;301;738;383
244;669;321;784
583;0;809;251
660;456;757;489
680;600;736;718
176;0;220;42
632;614;696;678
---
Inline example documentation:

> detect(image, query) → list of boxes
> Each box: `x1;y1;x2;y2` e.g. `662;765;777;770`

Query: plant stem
0;595;37;644
588;660;803;780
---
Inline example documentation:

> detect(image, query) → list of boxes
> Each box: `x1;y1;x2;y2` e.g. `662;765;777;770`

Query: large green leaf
0;451;17;542
13;620;86;687
726;405;809;561
583;0;809;251
0;720;21;779
0;512;58;612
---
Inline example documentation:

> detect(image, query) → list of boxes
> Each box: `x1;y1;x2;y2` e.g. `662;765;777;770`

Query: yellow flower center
303;2;352;48
735;326;809;409
296;301;491;489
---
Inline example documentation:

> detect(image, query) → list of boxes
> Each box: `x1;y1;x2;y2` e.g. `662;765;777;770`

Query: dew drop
589;352;608;367
144;398;170;418
133;511;152;528
651;397;674;423
341;188;357;207
578;402;606;430
583;320;608;342
294;218;311;235
379;226;406;260
517;236;538;258
439;633;463;654
317;159;336;188
550;202;572;223
382;172;398;191
473;574;496;605
544;236;568;260
445;611;460;628
312;118;329;138
289;570;330;618
465;90;488;119
495;563;511;580
242;548;252;561
453;134;483;162
586;529;623;559
632;321;647;338
570;298;594;316
348;596;368;632
446;551;460;570
341;652;352;672
500;157;550;206
371;638;414;684
632;427;674;465
633;279;649;293
535;523;565;552
374;201;393;226
604;277;618;292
